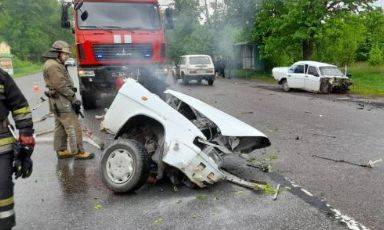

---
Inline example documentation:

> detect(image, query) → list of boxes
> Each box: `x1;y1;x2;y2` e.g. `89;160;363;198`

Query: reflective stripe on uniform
13;112;32;122
0;196;13;207
0;137;15;146
0;144;13;153
0;209;15;219
12;106;31;116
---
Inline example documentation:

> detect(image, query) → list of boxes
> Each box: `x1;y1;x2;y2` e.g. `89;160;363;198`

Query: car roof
294;61;336;67
181;55;212;58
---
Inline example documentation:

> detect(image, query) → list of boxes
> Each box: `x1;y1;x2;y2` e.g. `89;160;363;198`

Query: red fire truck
61;0;173;109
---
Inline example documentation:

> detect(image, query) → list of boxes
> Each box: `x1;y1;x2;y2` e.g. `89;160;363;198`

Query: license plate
197;69;204;74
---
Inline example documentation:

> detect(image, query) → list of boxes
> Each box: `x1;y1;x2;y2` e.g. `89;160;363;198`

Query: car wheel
282;79;290;92
101;139;150;193
208;79;214;86
182;74;189;85
81;90;97;109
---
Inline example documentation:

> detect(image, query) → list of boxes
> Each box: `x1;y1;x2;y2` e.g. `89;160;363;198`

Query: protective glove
72;99;81;110
19;135;35;149
71;99;84;117
13;136;34;179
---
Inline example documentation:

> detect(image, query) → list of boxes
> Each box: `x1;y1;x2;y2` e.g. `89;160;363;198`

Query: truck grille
93;44;153;60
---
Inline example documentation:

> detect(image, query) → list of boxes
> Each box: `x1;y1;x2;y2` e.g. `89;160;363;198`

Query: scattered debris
295;136;300;140
241;111;254;115
272;184;280;201
153;218;164;225
336;97;351;101
368;159;383;168
357;103;365;110
195;194;208;201
307;132;336;139
247;162;271;173
94;203;103;210
313;155;382;168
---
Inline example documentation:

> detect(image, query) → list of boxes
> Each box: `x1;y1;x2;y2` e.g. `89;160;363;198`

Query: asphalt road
11;68;383;230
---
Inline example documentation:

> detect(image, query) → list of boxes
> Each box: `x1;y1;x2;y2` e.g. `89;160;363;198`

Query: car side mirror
74;1;84;10
164;8;174;29
81;11;88;21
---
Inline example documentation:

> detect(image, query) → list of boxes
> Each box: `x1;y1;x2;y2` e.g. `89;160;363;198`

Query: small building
234;42;264;72
0;42;14;76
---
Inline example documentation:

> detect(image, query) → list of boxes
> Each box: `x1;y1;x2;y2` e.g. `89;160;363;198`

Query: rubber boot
74;151;95;160
56;150;75;159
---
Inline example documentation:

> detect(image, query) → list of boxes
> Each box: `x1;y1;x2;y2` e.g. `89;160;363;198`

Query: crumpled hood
165;90;269;138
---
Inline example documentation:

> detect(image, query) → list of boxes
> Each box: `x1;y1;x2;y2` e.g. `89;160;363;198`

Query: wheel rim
283;82;289;91
106;148;135;184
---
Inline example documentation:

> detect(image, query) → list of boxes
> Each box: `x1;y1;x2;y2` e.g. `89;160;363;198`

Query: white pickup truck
272;61;352;93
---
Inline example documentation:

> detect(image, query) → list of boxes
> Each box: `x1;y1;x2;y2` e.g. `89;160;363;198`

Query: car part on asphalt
312;155;382;168
101;79;271;193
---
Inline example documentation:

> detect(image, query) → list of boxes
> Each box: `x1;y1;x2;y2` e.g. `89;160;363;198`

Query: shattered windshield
77;2;161;30
189;56;211;65
319;66;344;76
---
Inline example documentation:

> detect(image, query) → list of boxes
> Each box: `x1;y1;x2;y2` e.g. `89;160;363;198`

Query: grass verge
13;58;42;78
348;62;384;97
233;69;275;83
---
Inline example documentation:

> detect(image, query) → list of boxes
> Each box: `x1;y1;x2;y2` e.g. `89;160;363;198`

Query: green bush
368;44;384;66
13;57;42;78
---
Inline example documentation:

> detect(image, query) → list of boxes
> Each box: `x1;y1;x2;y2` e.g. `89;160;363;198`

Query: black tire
208;78;214;86
101;139;150;193
81;90;97;110
282;79;290;92
182;74;188;85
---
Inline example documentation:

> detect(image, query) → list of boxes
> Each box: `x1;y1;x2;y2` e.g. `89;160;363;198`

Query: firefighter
0;68;35;230
42;40;94;160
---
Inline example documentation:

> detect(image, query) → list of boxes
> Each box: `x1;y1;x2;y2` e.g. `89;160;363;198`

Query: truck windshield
189;57;211;65
319;66;344;76
77;2;161;30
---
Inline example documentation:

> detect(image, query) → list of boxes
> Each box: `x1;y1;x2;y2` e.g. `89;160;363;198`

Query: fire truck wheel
81;91;97;109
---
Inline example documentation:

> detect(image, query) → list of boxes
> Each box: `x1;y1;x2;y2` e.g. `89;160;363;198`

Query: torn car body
272;61;352;93
101;79;271;192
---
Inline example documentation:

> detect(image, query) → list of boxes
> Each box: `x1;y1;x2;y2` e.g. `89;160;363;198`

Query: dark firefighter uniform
42;40;93;160
0;68;34;230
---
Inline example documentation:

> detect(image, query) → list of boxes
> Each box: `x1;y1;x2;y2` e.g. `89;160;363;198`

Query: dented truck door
305;65;321;92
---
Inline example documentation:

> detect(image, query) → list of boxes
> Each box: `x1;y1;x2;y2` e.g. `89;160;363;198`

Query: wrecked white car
100;79;271;193
272;61;352;93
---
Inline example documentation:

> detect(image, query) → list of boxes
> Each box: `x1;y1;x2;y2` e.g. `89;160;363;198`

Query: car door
287;64;305;89
305;66;321;91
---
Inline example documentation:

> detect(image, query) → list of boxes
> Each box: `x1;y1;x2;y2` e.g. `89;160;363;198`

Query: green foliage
349;62;384;96
316;15;366;66
13;57;41;78
0;0;72;62
252;0;375;67
368;44;384;66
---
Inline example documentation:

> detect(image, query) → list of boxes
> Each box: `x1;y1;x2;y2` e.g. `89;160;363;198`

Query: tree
253;0;374;63
368;43;384;66
0;0;72;62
